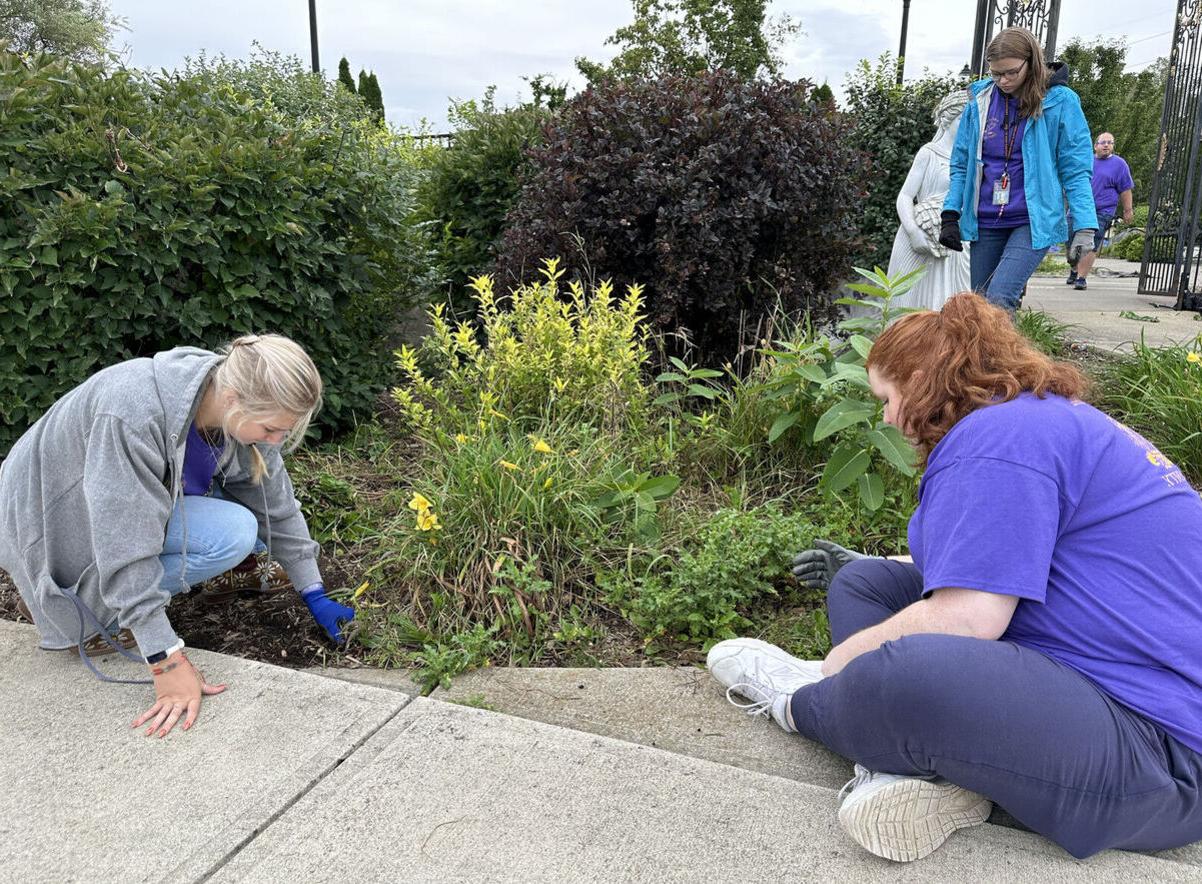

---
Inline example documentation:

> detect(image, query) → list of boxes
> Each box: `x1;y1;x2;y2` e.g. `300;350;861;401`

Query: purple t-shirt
908;393;1202;753
1091;154;1135;216
978;88;1029;229
182;422;220;496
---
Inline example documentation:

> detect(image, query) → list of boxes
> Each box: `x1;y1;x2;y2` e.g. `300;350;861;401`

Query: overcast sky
107;0;1178;131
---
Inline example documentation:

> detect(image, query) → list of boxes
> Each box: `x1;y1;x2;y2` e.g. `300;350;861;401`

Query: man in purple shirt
1067;132;1135;290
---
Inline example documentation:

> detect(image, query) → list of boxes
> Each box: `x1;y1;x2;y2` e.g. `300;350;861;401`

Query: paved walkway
4;620;1201;882
1026;257;1201;351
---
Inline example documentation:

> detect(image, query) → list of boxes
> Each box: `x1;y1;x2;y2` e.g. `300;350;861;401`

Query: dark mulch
0;565;348;669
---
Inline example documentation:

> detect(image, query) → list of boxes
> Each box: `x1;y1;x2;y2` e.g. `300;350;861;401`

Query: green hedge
0;50;432;453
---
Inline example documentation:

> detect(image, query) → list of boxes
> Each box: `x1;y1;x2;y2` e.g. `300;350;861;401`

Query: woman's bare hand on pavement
131;651;227;737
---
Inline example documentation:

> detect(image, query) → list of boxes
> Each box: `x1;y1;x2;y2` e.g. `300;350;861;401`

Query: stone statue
888;90;971;310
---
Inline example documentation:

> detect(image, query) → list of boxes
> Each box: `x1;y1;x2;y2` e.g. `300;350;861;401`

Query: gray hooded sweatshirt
0;347;321;657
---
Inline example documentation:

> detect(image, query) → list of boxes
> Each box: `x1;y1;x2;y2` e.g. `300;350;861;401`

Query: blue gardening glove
791;539;872;591
1067;228;1096;266
301;584;355;644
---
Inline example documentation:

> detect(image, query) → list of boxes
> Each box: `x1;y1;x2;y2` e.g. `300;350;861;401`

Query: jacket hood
151;347;223;441
969;61;1073;105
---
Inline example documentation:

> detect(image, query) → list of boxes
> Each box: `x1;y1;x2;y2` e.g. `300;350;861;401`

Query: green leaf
640;474;681;499
687;383;717;399
865;426;917;476
794;363;828;384
821;444;871;493
813;398;875;440
849;334;874;359
652;392;679;407
857;472;884;510
767;410;800;443
656;372;687;383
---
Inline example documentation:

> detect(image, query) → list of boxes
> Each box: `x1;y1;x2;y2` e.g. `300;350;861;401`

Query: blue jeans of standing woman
788;558;1202;859
159;494;261;596
970;225;1049;312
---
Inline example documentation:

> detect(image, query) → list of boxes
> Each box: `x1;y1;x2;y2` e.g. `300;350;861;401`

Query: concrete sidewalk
4;621;1201;883
1026;257;1200;351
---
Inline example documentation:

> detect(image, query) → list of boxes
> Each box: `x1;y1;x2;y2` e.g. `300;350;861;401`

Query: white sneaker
706;638;824;731
837;764;993;862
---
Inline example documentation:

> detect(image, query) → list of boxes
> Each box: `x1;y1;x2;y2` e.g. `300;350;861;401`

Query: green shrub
603;503;848;648
415;92;552;314
394;259;650;436
1099;337;1202;484
0;49;433;453
844;57;964;270
1102;231;1144;261
373;260;676;667
493;70;867;364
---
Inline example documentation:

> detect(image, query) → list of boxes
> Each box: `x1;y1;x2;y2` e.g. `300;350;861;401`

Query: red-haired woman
707;294;1202;862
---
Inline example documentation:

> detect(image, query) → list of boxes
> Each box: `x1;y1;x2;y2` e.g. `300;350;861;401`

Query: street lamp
897;0;912;85
308;0;320;74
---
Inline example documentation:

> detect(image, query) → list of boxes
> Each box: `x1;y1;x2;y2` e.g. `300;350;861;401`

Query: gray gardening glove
791;539;871;591
1067;228;1096;266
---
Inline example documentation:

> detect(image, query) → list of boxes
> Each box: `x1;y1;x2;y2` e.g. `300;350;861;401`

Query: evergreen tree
366;72;385;121
357;68;369;98
337;57;356;94
812;82;834;105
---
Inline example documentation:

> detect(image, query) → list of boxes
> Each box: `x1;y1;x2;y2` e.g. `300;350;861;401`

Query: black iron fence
1140;1;1202;309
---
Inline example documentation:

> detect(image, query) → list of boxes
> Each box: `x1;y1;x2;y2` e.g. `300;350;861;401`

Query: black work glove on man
938;210;963;252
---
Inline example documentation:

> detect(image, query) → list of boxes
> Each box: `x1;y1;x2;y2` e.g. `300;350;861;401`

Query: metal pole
970;0;990;77
897;0;912;85
1043;0;1062;62
308;0;320;74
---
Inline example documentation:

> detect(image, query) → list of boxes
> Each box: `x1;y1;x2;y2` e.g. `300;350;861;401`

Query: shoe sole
838;777;992;862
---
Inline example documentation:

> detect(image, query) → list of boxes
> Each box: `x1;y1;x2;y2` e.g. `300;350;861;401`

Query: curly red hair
866;293;1090;466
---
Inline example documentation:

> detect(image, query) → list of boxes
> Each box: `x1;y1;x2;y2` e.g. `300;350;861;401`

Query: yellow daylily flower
455;433;468;444
1188;352;1201;364
543;477;553;490
532;438;554;454
416;510;442;531
499;460;519;471
408;492;432;513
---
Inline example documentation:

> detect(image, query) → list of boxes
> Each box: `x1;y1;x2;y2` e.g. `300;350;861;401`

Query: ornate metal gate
969;1;1063;76
1140;3;1202;309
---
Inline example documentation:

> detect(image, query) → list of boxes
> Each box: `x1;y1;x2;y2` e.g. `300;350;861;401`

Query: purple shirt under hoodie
908;393;1202;754
182;422;220;495
978;88;1029;229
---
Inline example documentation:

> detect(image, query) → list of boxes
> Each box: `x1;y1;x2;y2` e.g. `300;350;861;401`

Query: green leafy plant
1100;335;1202;483
757;267;920;511
603;503;848;647
393;259;650;435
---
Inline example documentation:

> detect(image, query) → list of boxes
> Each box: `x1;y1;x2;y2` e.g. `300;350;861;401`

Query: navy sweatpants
789;558;1202;858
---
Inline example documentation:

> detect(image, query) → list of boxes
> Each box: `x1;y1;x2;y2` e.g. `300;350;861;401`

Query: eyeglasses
989;60;1028;81
1096;140;1115;145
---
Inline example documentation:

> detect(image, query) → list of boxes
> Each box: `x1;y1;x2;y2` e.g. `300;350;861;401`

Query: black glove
938;210;963;252
791;539;872;591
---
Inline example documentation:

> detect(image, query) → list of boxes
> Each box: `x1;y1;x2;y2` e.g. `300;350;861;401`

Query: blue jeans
789;558;1202;859
160;494;260;596
969;225;1048;312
